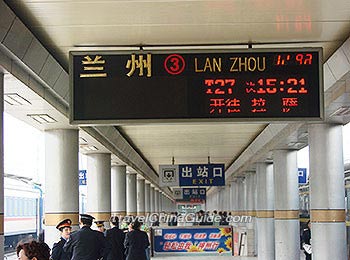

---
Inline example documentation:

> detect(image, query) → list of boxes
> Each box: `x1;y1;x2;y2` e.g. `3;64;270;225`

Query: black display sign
69;48;323;124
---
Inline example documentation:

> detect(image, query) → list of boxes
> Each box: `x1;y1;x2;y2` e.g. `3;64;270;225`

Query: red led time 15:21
275;53;313;66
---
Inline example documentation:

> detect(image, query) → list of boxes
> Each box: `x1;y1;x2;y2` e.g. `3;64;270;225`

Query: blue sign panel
298;168;307;184
153;227;232;253
183;188;206;201
79;170;87;185
174;188;206;203
179;164;225;186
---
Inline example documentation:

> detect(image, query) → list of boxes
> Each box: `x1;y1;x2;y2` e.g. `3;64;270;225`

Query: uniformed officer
95;221;106;234
63;214;107;260
51;218;72;260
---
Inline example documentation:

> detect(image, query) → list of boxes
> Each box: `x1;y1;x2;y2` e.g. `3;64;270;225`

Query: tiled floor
4;250;307;259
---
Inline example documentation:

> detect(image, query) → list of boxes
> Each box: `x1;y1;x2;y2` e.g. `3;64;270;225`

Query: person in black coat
106;216;126;260
124;219;150;260
51;218;72;260
63;214;107;260
301;220;312;260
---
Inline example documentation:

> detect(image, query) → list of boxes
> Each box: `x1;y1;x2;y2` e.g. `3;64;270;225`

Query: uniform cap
80;214;95;221
95;220;104;227
56;218;72;230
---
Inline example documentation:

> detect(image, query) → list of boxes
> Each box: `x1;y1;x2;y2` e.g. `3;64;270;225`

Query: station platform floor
4;250;307;260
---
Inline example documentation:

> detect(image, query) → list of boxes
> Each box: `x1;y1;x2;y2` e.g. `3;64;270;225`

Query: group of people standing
16;214;150;260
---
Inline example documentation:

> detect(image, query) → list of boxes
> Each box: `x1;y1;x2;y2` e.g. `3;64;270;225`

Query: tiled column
45;129;79;247
309;123;347;259
273;150;299;260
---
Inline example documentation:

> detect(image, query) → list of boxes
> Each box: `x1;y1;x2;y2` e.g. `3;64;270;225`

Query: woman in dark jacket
106;216;126;260
124;219;150;260
302;220;312;260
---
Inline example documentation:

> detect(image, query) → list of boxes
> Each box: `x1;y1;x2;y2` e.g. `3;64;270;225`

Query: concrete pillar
273;150;299;260
0;73;4;258
246;172;257;256
145;182;151;214
45;129;79;248
237;178;246;216
111;165;126;217
221;186;229;211
256;163;275;260
231;181;239;216
126;172;137;215
159;192;163;212
137;178;145;215
150;186;155;213
87;153;111;223
155;189;160;213
309;123;347;259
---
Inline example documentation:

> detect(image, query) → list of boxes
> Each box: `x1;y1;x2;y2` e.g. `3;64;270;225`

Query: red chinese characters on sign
197;241;220;250
204;77;309;116
282;97;299;113
205;78;241;114
209;233;221;239
251;98;267;113
179;233;192;239
209;98;241;114
194;233;207;239
163;241;192;251
164;233;177;240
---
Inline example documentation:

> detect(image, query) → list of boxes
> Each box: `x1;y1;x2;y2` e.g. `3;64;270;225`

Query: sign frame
70;48;324;125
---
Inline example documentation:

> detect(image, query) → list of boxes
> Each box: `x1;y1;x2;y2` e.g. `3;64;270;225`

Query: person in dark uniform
63;214;107;260
105;216;126;260
124;219;150;260
95;221;106;235
51;218;72;260
301;220;312;260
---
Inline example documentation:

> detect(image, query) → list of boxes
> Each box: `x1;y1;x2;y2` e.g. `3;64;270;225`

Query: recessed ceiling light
4;93;31;106
27;114;57;124
329;106;350;117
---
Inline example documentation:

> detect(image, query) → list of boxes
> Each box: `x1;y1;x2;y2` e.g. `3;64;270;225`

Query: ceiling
3;0;350;191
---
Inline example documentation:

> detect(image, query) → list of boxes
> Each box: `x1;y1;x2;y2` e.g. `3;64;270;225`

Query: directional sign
159;164;225;187
179;164;225;186
173;188;206;203
298;168;307;184
79;170;87;185
159;165;179;187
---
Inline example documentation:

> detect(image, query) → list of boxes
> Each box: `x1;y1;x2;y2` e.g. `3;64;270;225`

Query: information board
153;226;232;254
70;48;323;124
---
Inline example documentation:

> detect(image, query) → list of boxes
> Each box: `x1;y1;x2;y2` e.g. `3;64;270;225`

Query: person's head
79;214;95;227
110;216;119;227
129;219;141;231
95;221;105;232
307;220;311;229
16;240;50;260
56;219;72;240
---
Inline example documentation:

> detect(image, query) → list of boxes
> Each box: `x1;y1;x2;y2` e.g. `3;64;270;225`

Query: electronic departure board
69;48;323;124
